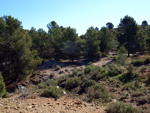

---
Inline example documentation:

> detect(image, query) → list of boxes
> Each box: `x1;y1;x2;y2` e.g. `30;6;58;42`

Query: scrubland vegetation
0;15;150;112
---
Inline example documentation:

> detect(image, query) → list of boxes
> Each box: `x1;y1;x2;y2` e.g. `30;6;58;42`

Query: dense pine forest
0;15;150;112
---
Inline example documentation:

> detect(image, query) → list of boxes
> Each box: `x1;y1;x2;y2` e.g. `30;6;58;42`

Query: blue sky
0;0;150;35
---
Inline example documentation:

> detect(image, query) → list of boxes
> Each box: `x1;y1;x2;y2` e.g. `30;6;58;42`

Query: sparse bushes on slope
106;102;137;113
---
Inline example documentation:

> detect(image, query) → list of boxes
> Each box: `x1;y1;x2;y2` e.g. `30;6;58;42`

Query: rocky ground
0;94;105;113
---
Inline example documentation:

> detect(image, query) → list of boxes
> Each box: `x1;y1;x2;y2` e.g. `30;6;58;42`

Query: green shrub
45;79;58;87
57;75;69;84
119;65;139;83
140;66;147;73
55;65;61;70
116;54;127;66
88;61;93;65
134;95;150;105
38;81;47;89
116;46;127;66
50;58;55;61
86;83;112;102
65;77;81;90
32;70;39;75
79;79;96;94
0;73;7;98
132;91;143;97
82;79;96;88
69;69;80;77
92;72;105;81
122;81;140;91
109;78;122;87
132;59;144;66
106;102;137;113
144;57;150;64
105;63;124;77
100;68;107;74
132;57;150;66
146;73;150;86
41;87;64;98
84;64;94;74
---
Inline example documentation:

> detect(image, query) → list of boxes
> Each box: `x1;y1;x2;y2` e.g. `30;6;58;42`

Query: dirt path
93;57;113;67
0;95;105;113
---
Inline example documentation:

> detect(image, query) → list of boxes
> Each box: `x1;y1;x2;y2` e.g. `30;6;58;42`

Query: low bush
69;69;81;77
100;67;107;74
32;70;39;76
106;102;137;113
146;73;150;86
116;46;127;66
50;58;55;61
105;63;124;77
135;96;150;105
41;87;64;98
116;54;127;65
82;79;96;89
120;72;139;83
38;81;47;89
132;91;143;97
65;77;81;90
92;72;105;81
132;59;144;66
122;82;140;91
119;65;139;83
84;64;94;74
86;83;112;102
132;57;150;66
88;61;93;65
0;73;7;98
109;78;122;87
57;75;69;84
45;79;58;87
144;57;150;64
55;65;61;70
78;79;96;94
140;66;147;73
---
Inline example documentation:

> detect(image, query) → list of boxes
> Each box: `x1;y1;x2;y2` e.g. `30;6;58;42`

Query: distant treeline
0;15;150;81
